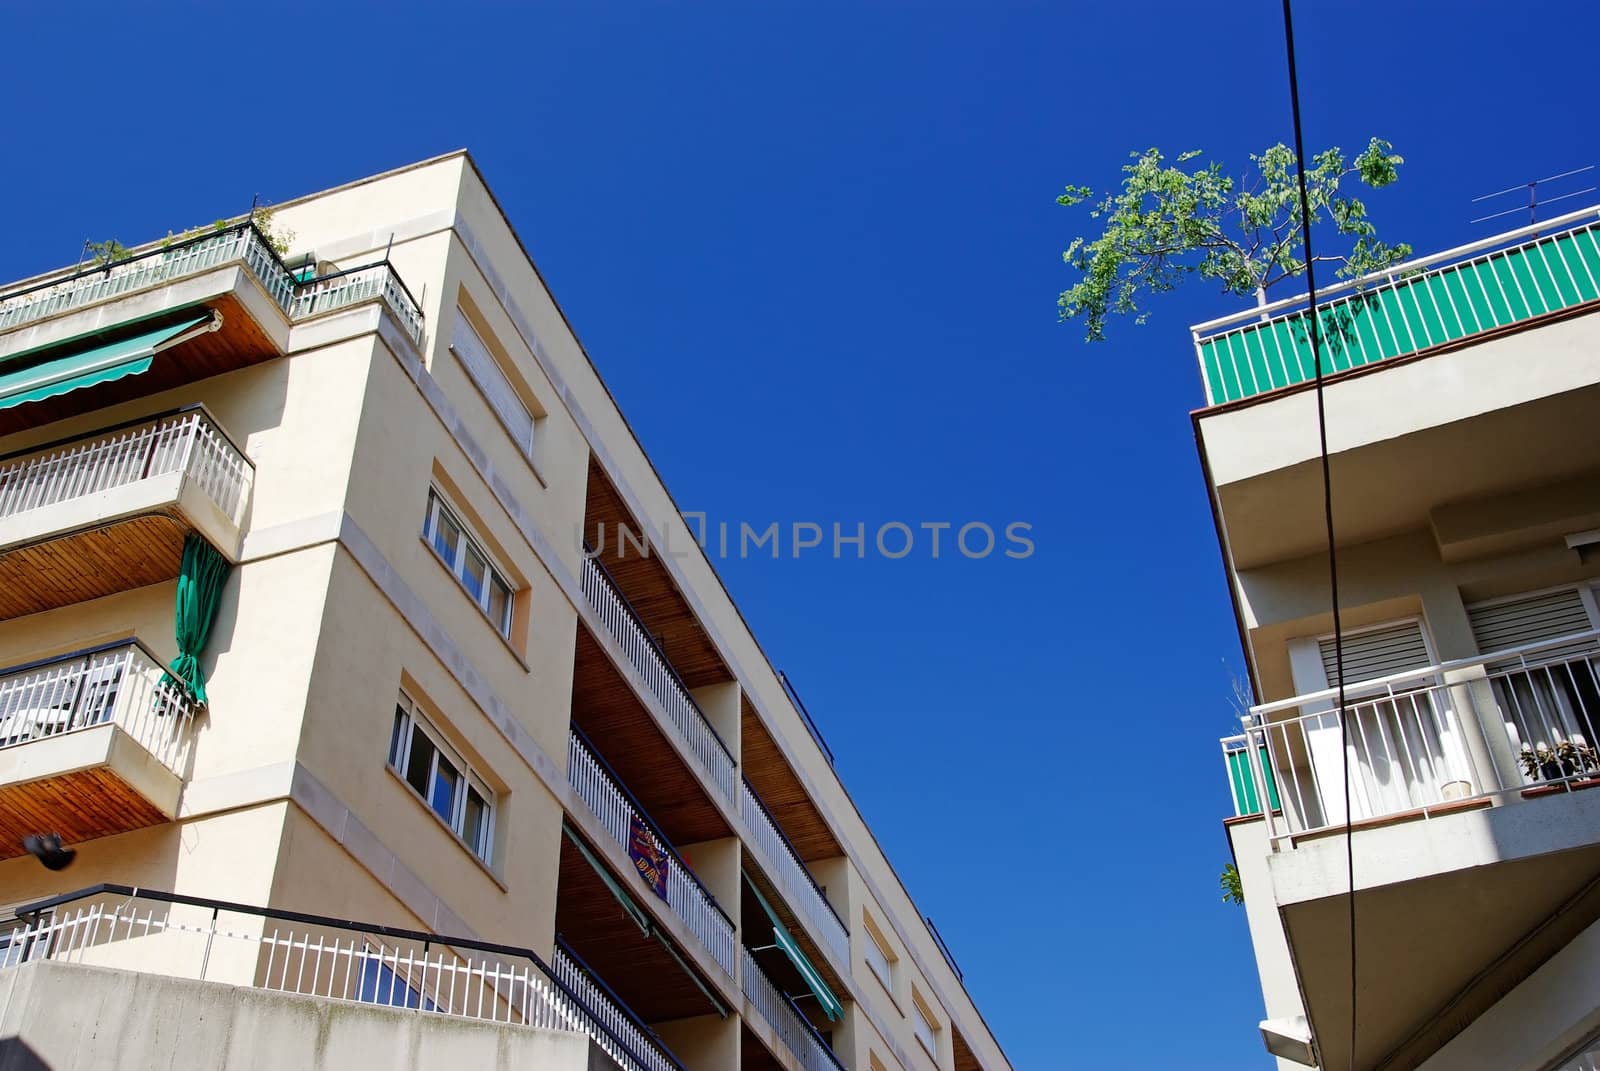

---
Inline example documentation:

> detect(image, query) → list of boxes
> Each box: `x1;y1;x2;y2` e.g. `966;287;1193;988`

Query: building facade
1201;207;1600;1070
0;153;1008;1071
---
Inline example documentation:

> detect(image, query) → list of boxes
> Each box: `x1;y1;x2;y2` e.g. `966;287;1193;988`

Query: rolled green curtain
165;533;230;703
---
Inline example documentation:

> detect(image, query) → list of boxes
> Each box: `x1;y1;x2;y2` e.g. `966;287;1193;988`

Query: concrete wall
0;959;615;1071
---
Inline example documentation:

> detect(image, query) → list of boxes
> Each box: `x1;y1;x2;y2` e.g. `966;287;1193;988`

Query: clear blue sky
4;2;1597;1066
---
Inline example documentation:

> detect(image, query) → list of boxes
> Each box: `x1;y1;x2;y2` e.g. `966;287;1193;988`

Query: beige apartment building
0;152;1009;1071
1202;207;1600;1071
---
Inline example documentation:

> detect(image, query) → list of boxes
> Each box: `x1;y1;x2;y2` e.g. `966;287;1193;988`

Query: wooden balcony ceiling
583;457;732;689
571;625;729;845
555;832;723;1024
740;1024;790;1071
0;295;277;438
0;512;187;620
0;765;166;860
742;867;845;997
742;699;842;862
953;1027;982;1071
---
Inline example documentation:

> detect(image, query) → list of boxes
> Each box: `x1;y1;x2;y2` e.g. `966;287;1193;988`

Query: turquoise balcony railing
1192;206;1600;407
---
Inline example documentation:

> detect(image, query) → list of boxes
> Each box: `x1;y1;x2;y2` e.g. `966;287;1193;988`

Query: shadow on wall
0;1038;54;1071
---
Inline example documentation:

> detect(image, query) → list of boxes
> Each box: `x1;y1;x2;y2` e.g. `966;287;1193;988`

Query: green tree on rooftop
1057;139;1409;342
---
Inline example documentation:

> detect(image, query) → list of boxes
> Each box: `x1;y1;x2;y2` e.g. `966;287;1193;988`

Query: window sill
419;534;531;673
866;964;902;1018
914;1035;940;1066
386;765;509;892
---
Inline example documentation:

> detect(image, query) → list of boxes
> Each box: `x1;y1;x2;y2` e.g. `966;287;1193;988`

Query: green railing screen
1226;745;1281;817
1196;220;1600;406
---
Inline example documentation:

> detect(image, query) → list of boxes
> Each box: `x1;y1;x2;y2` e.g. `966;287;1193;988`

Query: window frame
862;914;895;994
388;691;497;864
423;487;515;639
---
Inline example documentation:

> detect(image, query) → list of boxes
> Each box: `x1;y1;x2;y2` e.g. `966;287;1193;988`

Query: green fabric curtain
166;533;231;703
746;875;843;1021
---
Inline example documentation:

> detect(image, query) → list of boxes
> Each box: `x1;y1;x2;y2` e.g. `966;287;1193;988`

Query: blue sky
3;2;1597;1066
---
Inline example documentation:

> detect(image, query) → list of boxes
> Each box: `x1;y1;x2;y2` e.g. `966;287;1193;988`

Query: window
388;692;496;863
423;488;514;639
451;314;535;456
912;993;941;1059
357;949;436;1010
0;909;50;967
863;915;895;993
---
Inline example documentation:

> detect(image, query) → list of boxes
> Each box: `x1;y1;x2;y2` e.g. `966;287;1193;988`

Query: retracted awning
0;312;218;411
747;876;843;1021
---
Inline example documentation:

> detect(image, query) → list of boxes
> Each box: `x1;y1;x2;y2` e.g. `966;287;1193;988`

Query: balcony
1225;630;1600;1071
741;947;846;1071
566;727;736;976
0;222;425;348
0;641;198;858
0;407;252;618
579;553;736;803
1192;206;1600;407
740;778;849;969
1;885;682;1071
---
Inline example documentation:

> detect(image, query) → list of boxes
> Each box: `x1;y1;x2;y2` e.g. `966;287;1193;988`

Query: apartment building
0;152;1008;1071
1201;208;1600;1071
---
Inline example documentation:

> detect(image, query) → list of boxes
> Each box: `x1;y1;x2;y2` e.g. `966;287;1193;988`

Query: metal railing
0;406;253;531
578;553;736;802
566;729;735;975
1191;205;1600;406
552;940;683;1071
1228;630;1600;846
0;641;197;773
0;885;683;1071
740;778;849;967
1556;1036;1600;1071
291;260;425;345
0;222;426;345
741;947;846;1071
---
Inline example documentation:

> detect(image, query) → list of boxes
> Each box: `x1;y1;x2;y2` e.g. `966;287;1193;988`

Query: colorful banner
628;814;669;901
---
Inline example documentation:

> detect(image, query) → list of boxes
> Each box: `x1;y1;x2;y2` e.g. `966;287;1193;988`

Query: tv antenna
1471;165;1596;228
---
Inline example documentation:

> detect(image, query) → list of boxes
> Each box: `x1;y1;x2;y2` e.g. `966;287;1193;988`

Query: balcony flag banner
746;875;843;1021
164;533;230;704
628;814;670;901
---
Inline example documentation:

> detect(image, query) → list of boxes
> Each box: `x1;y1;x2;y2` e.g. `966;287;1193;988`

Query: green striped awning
747;876;843;1021
0;314;213;411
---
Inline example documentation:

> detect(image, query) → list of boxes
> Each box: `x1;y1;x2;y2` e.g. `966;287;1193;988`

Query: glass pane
463;786;489;858
388;706;408;768
487;577;512;636
431;507;463;565
404;725;435;799
430;756;460;824
462;547;487;602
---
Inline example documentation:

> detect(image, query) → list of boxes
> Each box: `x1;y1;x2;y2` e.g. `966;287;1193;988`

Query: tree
1220;862;1244;905
1057;138;1409;342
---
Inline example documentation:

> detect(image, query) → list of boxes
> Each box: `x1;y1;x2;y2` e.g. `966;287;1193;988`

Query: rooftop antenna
1470;166;1596;232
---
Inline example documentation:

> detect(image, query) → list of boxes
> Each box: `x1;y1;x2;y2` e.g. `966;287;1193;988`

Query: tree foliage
1058;138;1409;342
1220;862;1244;905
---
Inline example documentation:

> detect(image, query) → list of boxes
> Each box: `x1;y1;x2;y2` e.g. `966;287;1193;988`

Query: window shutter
451;315;534;454
1468;588;1593;663
1319;621;1432;687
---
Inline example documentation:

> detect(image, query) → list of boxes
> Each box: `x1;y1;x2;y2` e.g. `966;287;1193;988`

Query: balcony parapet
1192;206;1600;407
740;778;849;969
741;946;846;1071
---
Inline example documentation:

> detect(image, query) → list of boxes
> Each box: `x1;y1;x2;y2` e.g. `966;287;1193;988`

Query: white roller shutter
1319;621;1432;687
1468;588;1595;665
451;315;534;455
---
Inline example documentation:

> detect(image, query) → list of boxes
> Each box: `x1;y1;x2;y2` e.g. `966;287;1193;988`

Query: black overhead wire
1279;1;1356;1068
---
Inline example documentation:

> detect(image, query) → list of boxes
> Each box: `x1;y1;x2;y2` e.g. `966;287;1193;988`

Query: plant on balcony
1056;138;1409;342
86;238;131;267
160;205;296;258
1220;862;1244;905
1519;737;1600;782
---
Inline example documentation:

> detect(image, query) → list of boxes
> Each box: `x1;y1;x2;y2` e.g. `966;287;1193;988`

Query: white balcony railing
0;641;198;774
579;555;736;803
0;224;426;346
566;730;736;976
0;888;682;1071
1230;630;1600;846
740;778;849;968
741;947;846;1071
552;944;682;1071
0;407;253;533
290;261;426;345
